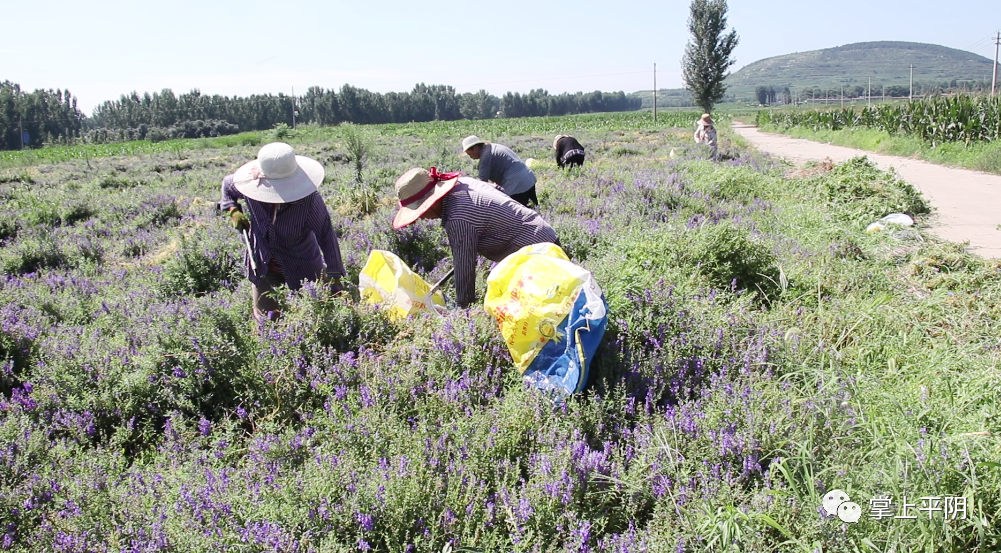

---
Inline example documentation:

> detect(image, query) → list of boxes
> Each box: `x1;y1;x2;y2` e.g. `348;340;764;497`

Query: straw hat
392;167;462;229
697;113;714;126
232;142;323;203
460;135;487;155
553;134;571;151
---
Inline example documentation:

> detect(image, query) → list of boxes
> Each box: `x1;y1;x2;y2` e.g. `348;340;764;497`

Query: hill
725;41;996;99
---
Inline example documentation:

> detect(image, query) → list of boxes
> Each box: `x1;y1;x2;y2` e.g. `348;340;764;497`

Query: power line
962;34;996;52
455;69;680;88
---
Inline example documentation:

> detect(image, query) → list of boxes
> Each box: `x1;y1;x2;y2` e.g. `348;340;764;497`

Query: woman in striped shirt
392;167;559;308
219;142;346;321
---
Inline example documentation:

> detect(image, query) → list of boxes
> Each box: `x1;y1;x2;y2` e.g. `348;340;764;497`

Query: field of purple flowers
1;111;999;552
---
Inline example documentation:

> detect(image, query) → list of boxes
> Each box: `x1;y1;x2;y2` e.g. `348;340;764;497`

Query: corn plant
757;95;1001;146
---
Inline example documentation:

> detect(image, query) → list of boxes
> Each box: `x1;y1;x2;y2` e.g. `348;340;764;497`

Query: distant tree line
88;85;640;131
497;89;641;118
0;82;642;149
0;81;85;149
752;79;996;104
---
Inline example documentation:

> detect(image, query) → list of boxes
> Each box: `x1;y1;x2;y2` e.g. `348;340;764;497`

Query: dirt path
732;124;1001;259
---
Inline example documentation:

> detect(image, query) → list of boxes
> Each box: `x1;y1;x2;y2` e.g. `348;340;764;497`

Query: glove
230;209;250;231
321;271;345;296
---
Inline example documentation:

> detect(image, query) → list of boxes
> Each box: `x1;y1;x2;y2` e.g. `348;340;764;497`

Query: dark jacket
554;136;585;168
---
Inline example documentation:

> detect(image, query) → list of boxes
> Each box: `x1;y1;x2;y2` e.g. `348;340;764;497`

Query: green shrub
61;201;95;225
272;122;295;141
23;199;61;227
1;233;68;274
135;196;182;229
684;221;779;296
158;234;239;296
0;212;18;240
551;219;608;262
612;146;640;157
342;123;370;183
0;170;34;184
97;175;142;189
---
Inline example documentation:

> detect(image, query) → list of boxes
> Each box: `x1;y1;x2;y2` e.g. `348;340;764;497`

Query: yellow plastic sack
358;250;445;321
484;243;580;371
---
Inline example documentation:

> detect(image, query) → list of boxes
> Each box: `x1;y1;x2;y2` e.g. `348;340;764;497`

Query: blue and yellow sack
484;243;608;397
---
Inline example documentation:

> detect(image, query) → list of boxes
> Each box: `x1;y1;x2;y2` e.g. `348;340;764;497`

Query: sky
3;0;999;115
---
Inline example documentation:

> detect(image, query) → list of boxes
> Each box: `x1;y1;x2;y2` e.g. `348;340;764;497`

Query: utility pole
993;31;1000;97
909;65;913;101
653;63;657;123
868;77;871;106
841;85;844;108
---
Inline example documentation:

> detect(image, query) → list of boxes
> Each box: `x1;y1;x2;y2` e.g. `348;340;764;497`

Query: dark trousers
562;153;585;169
509;186;538;208
252;271;287;321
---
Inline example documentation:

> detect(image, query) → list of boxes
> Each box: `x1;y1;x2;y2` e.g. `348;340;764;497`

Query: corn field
756;95;1001;146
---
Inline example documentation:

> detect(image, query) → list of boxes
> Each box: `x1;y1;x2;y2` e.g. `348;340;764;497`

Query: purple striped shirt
440;177;559;307
219;174;345;288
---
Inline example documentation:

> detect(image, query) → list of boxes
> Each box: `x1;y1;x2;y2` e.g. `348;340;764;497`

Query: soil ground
733;123;1001;258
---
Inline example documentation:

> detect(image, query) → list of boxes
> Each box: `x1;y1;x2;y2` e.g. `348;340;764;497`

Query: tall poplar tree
681;0;739;114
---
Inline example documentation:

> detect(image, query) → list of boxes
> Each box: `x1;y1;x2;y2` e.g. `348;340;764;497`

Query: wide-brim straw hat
232;142;323;203
553;134;571;151
460;135;488;155
392;167;461;229
697;113;714;126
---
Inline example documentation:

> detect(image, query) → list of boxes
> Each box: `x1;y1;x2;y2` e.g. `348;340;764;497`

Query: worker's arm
218;174;244;211
306;194;346;279
218;174;250;229
443;219;480;308
477;146;492;183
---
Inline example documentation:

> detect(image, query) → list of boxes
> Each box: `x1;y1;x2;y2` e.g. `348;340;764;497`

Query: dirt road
732;124;1001;259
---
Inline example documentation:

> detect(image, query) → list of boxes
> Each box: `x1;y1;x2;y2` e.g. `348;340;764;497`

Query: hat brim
459;141;487;157
233;155;324;203
392;177;460;230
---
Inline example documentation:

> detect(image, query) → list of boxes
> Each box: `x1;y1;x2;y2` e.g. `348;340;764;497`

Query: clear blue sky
3;0;998;115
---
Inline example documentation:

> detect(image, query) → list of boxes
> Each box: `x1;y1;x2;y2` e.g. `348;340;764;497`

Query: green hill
726;41;996;99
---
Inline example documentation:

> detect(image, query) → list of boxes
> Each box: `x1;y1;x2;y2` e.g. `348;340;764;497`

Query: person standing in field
460;135;539;207
553;134;586;169
219;142;345;322
392;167;559;308
693;113;718;159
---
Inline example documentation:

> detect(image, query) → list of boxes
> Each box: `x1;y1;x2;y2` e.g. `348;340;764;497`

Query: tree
681;0;739;114
755;86;768;105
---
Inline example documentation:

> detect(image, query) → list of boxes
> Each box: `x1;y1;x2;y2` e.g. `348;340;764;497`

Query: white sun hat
232;142;324;203
460;135;488;155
